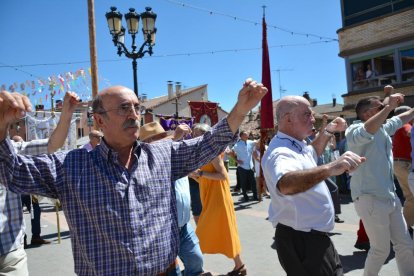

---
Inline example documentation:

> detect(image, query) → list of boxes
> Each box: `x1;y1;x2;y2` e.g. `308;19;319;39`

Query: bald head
276;96;310;124
11;135;24;142
92;86;138;115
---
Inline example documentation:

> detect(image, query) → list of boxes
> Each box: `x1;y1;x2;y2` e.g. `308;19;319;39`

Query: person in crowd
82;130;103;151
409;112;414;234
346;94;414;276
190;123;246;276
393;106;414;233
230;131;258;202
252;139;269;201
319;115;344;223
188;177;202;225
0;91;79;275
139;121;204;276
355;67;367;88
262;95;365;276
0;79;267;275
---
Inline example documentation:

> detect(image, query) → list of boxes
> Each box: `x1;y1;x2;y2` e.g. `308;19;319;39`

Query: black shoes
335;215;344;223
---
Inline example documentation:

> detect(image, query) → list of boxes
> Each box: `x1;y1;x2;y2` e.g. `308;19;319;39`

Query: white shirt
82;142;93;152
261;131;334;232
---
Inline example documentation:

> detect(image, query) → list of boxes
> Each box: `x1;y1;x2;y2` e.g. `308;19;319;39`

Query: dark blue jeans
189;178;202;216
21;195;41;237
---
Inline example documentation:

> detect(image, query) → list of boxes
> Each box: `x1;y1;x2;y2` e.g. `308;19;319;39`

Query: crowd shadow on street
340;249;395;273
25;231;71;249
233;199;261;212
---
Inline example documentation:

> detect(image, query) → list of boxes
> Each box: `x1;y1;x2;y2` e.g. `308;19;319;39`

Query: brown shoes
31;237;51;245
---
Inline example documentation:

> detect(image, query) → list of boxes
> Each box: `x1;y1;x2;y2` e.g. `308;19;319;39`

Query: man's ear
285;113;291;123
93;114;105;128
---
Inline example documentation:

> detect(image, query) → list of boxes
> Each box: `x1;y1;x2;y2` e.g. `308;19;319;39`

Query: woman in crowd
190;123;246;276
253;139;270;201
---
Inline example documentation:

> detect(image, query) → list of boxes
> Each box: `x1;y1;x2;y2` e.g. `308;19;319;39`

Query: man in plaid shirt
0;79;267;275
0;91;80;275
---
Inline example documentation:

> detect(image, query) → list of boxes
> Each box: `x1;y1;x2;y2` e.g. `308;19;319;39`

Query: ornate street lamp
105;6;157;97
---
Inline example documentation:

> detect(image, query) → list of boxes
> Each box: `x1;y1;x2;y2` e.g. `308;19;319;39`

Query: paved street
24;168;399;275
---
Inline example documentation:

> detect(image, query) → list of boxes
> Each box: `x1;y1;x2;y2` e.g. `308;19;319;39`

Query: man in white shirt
262;95;365;276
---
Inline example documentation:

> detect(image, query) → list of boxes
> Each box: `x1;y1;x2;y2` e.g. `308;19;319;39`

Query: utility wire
0;39;334;70
164;0;338;42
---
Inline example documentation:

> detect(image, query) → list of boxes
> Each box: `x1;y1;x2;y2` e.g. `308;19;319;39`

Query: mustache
122;119;140;129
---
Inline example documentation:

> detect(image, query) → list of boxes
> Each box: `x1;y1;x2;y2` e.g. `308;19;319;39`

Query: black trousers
21;195;41;237
325;178;341;215
275;224;343;276
237;167;257;200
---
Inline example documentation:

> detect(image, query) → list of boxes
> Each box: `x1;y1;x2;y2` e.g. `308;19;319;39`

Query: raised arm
226;78;268;134
47;92;80;153
364;93;402;134
397;108;414;125
0;90;64;198
311;117;347;157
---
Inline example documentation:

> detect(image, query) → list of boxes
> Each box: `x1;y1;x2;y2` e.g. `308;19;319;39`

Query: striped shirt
0;139;48;256
0;119;235;275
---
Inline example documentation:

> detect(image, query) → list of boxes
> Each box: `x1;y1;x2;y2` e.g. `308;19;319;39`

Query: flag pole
259;6;275;199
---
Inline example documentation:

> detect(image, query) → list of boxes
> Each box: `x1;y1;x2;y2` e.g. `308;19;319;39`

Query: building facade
338;0;414;120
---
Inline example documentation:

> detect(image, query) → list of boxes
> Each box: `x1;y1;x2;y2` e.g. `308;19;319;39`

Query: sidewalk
24;169;399;275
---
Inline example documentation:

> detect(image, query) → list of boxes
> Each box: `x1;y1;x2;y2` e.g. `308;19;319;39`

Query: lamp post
105;6;157;97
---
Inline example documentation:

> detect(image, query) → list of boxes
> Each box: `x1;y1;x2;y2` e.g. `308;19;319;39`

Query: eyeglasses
98;103;140;116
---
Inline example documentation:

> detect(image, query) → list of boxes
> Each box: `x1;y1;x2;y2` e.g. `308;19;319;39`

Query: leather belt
394;158;411;162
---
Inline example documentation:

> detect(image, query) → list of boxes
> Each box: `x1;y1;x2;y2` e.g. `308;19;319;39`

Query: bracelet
323;128;335;136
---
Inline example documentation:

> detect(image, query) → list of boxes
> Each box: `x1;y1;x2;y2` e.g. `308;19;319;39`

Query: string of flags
1;68;93;106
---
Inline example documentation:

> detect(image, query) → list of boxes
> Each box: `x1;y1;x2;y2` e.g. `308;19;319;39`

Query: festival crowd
0;80;414;276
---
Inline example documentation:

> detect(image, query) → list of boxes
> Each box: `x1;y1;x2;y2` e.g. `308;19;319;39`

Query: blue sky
0;0;345;112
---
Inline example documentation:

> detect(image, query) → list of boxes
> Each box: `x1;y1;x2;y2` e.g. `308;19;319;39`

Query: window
342;0;414;27
77;128;84;138
401;48;414;82
351;53;396;91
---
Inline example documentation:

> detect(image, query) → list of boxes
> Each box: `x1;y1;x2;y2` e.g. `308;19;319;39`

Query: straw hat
140;122;171;142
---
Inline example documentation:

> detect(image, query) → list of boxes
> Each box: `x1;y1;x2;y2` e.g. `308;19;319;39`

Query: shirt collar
97;138;141;163
276;131;308;153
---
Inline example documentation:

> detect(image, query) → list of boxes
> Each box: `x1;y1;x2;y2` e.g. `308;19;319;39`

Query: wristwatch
323;128;335;137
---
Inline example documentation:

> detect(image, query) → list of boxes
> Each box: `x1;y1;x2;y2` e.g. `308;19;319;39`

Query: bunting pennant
4;67;93;108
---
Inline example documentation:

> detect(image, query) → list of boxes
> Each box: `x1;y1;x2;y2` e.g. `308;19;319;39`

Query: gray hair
91;94;108;118
395;105;411;116
193;123;211;135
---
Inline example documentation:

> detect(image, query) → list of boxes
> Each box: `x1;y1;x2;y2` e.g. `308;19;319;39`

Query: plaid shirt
0;139;48;256
0;119;235;275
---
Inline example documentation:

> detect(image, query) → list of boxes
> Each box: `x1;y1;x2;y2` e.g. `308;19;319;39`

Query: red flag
260;16;274;130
